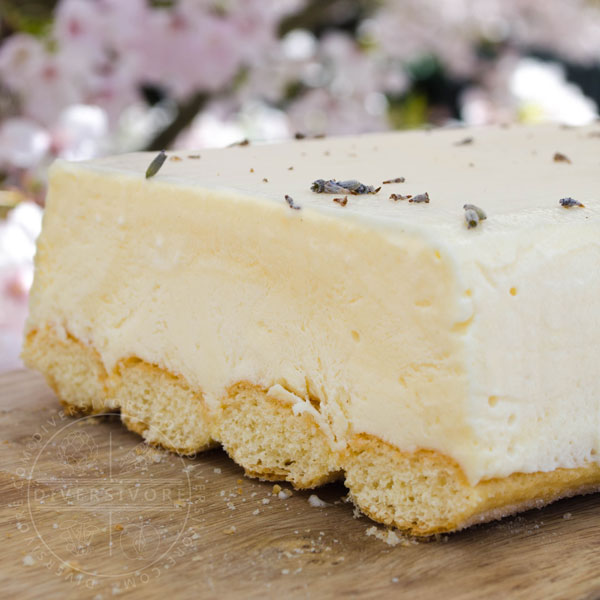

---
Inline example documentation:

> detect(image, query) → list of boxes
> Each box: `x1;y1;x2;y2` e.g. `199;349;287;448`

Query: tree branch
144;91;208;151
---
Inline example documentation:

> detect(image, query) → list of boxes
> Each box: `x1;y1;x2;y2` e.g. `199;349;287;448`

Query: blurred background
1;0;600;372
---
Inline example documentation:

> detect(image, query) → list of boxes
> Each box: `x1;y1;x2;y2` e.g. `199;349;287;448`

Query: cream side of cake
23;124;600;535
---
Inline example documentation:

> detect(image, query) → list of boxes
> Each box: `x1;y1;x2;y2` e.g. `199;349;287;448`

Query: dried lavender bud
285;195;301;210
145;150;167;179
463;204;487;220
337;180;381;194
188;154;201;159
389;193;412;201
382;177;406;184
311;179;380;194
553;152;571;163
559;197;585;208
295;132;325;140
465;208;480;228
409;192;430;203
229;138;250;147
454;136;474;146
311;179;348;194
333;196;348;206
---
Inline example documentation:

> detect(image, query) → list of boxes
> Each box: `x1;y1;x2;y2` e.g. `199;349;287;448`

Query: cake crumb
272;484;282;495
563;512;573;520
278;489;292;500
169;155;182;162
223;525;236;535
65;561;83;572
213;467;221;474
365;526;413;547
114;524;123;531
262;498;270;505
308;494;328;508
252;509;260;515
22;555;35;566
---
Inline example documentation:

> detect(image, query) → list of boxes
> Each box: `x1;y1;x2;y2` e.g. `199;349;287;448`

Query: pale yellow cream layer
26;124;600;483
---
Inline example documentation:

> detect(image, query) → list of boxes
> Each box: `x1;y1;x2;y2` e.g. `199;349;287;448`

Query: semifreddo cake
22;124;600;536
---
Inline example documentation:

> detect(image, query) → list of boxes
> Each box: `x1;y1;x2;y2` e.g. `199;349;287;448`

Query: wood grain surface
1;369;600;600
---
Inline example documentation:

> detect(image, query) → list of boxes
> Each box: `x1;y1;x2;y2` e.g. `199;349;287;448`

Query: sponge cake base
23;326;600;536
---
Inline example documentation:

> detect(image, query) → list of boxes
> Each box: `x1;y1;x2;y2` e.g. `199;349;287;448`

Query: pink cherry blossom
0;202;42;372
0;119;51;169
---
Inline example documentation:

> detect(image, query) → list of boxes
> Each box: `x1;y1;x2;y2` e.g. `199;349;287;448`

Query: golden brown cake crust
344;434;600;535
22;326;600;536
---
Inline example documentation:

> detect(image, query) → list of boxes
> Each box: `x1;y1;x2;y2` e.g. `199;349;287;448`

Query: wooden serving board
1;370;600;599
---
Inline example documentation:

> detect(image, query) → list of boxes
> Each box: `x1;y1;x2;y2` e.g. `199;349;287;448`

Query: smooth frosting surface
27;124;600;483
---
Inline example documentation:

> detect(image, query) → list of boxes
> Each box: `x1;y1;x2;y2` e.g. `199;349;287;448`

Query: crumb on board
365;526;415;547
308;494;328;508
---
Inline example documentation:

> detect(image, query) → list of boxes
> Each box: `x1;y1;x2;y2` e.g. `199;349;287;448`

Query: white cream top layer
27;124;600;484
